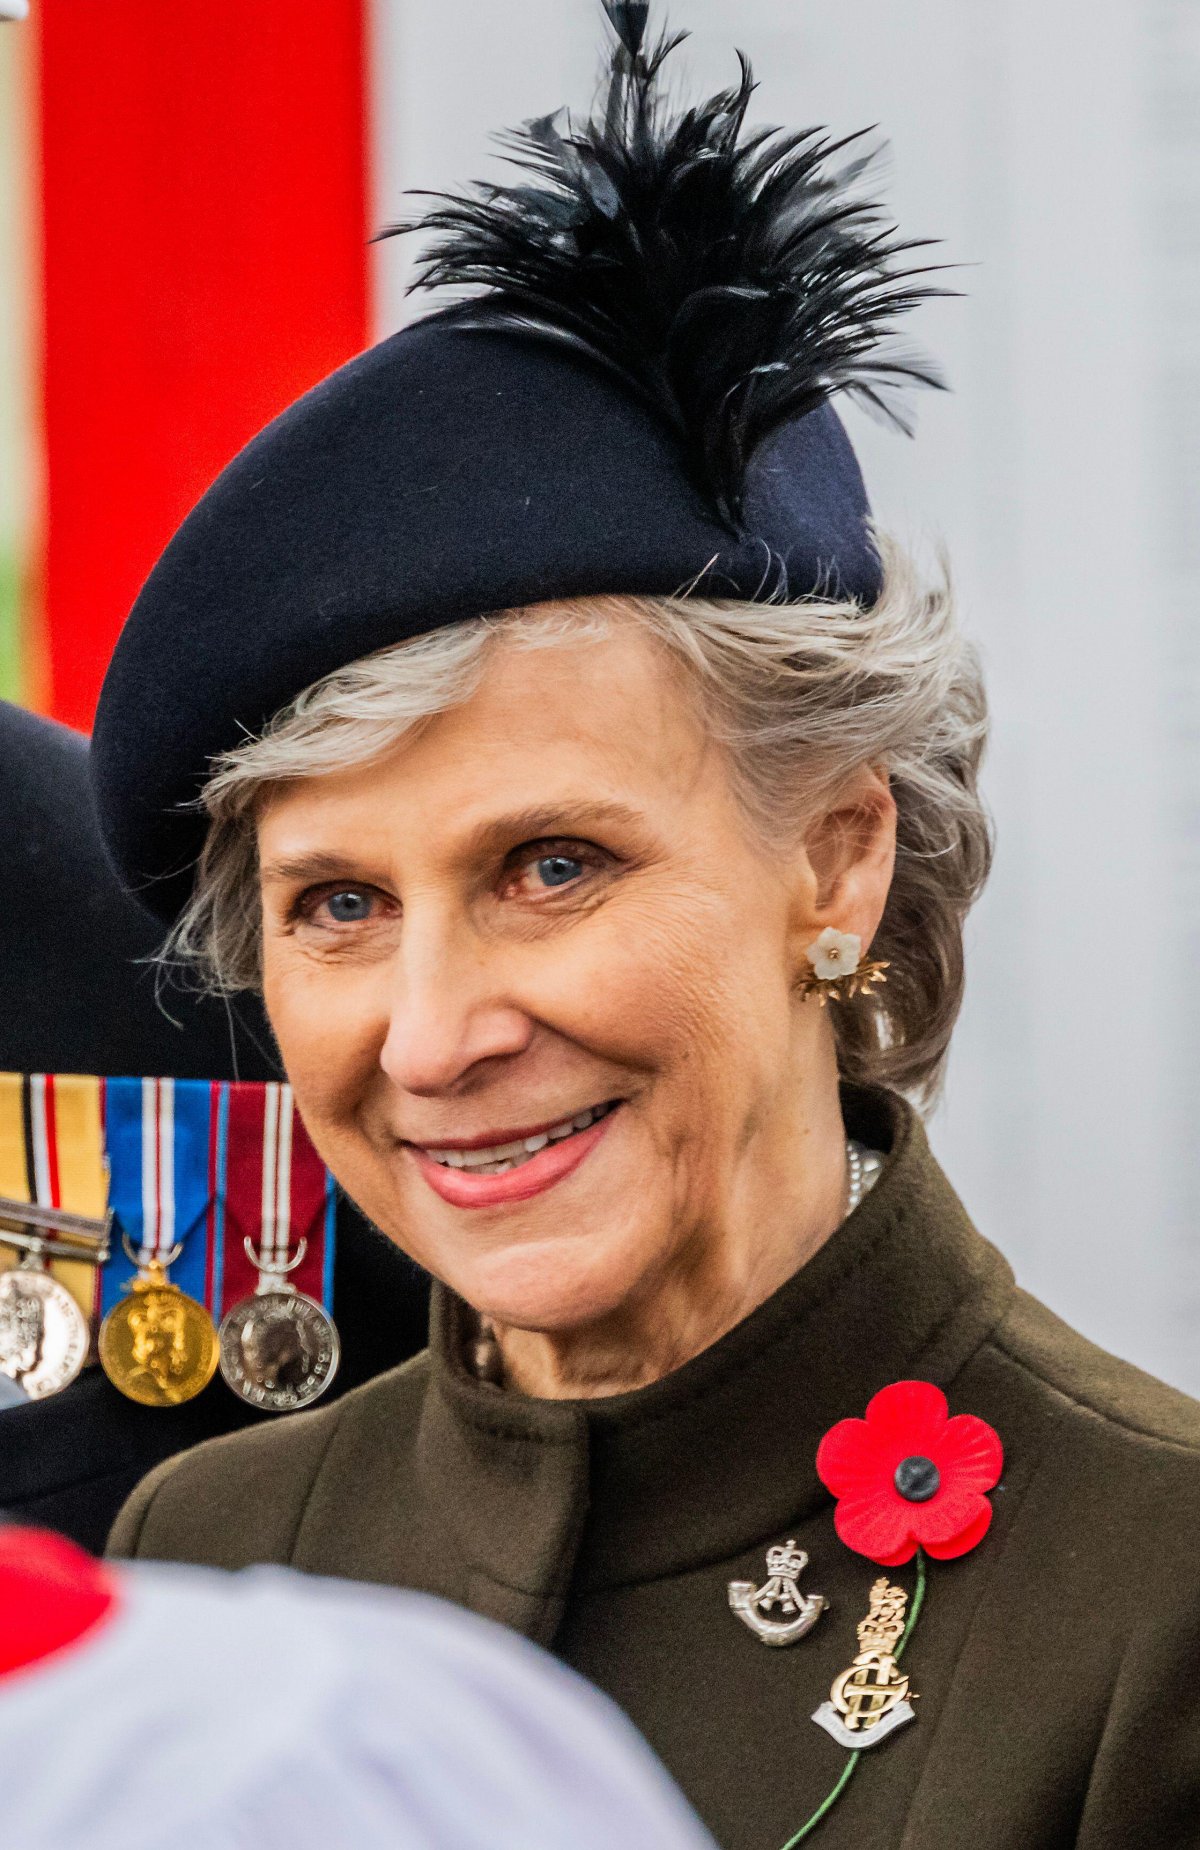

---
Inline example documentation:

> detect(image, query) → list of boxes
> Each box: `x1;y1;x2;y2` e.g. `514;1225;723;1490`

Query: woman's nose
377;912;534;1096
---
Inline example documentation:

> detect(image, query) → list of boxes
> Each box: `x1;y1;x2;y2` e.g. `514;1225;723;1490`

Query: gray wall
371;0;1200;1393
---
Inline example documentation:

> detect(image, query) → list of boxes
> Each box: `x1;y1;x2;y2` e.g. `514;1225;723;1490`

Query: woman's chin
456;1236;657;1336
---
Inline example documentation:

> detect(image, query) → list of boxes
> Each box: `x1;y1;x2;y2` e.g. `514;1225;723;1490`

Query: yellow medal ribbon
0;1073;107;1324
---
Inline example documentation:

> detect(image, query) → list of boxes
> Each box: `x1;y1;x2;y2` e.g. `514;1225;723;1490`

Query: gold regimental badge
99;1247;219;1407
728;1540;827;1646
812;1577;917;1749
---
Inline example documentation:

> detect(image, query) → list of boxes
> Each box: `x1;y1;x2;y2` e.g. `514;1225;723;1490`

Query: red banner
36;0;369;728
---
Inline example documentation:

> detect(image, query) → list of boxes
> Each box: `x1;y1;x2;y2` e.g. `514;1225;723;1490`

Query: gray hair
164;537;991;1104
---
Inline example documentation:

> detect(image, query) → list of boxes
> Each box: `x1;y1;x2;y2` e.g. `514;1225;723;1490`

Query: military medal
0;1263;88;1398
217;1081;339;1412
813;1576;917;1748
99;1077;219;1406
0;1234;91;1400
0;1075;112;1399
0;1201;111;1397
219;1235;339;1411
99;1236;219;1406
728;1539;827;1645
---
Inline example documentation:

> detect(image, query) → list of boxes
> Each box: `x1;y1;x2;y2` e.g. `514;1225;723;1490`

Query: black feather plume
383;4;947;527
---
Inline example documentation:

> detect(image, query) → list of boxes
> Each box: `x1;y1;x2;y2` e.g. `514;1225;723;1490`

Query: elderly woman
99;9;1200;1848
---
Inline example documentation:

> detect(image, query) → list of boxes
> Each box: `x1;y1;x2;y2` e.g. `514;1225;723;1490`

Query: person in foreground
97;7;1200;1847
0;1526;713;1850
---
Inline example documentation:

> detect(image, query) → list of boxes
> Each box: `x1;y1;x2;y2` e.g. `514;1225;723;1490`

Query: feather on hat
392;0;944;526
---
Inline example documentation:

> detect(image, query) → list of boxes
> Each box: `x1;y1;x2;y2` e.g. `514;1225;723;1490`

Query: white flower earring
798;927;889;1006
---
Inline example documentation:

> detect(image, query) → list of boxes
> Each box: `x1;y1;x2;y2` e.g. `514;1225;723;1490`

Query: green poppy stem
896;1547;926;1659
777;1752;861;1848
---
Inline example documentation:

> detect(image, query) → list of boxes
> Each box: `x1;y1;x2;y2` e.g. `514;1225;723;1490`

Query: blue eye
325;889;372;922
535;854;584;888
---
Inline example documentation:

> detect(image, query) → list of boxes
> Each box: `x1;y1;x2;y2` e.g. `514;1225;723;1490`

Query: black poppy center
894;1455;940;1502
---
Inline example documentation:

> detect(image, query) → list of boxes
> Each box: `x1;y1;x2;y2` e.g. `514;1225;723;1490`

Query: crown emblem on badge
765;1539;808;1581
854;1577;907;1655
728;1539;828;1647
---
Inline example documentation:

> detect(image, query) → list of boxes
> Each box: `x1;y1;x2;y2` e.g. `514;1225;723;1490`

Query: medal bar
0;1223;112;1267
0;1073;339;1409
0;1195;111;1250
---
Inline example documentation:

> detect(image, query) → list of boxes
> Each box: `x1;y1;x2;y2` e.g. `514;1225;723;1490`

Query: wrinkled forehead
256;618;727;863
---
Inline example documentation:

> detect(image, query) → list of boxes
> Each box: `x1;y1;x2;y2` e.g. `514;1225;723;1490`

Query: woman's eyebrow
459;800;648;856
259;850;366;887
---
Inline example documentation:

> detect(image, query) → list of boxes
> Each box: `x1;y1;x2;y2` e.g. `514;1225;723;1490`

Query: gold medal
812;1576;918;1749
99;1245;218;1407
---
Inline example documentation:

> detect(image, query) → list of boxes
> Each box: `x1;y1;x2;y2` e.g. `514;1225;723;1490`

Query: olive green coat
110;1091;1200;1849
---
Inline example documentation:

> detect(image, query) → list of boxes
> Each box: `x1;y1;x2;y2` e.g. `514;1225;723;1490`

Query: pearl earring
798;927;889;1006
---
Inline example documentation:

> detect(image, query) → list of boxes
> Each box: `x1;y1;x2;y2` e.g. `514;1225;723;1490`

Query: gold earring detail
798;927;889;1006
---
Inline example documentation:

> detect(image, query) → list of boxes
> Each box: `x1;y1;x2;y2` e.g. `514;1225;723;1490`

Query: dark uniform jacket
0;700;428;1547
110;1089;1200;1849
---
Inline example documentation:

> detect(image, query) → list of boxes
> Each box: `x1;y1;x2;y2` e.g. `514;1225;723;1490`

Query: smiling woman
93;7;1200;1849
158;563;984;1394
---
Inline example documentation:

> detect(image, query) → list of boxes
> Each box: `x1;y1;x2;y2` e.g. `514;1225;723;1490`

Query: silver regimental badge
813;1576;917;1749
728;1539;827;1646
218;1235;340;1413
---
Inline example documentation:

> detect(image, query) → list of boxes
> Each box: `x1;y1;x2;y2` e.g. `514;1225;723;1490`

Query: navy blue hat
93;2;941;923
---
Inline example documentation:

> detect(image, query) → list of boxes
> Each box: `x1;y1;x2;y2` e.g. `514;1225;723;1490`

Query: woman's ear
790;765;897;965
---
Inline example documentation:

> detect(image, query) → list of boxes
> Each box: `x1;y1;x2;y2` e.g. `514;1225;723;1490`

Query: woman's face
258;617;888;1335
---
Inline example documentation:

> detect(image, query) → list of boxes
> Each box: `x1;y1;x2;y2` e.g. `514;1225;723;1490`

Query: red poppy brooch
816;1378;1003;1566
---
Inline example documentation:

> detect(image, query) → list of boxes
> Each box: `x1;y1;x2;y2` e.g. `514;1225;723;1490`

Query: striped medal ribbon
98;1078;220;1406
0;1074;107;1399
216;1083;340;1413
0;1073;338;1410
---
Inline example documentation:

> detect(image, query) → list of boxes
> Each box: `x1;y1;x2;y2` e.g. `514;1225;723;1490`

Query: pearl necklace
845;1137;884;1216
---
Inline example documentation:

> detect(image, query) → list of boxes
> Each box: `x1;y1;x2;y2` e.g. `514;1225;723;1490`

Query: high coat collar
416;1088;1014;1624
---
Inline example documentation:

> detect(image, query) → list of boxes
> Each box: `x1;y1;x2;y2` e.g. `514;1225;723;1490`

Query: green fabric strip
0;546;22;703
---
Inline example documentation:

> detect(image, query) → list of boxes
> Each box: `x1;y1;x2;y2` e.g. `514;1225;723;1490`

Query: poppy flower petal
867;1536;921;1570
863;1379;949;1456
937;1414;1004;1491
815;1417;889;1495
922;1500;993;1560
833;1491;915;1564
908;1484;986;1547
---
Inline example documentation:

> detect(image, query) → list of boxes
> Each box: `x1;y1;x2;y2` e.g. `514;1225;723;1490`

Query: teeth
424;1102;614;1171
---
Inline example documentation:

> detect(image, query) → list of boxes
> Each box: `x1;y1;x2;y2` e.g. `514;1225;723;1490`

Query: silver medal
218;1235;340;1412
0;1262;90;1400
0;1203;110;1402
